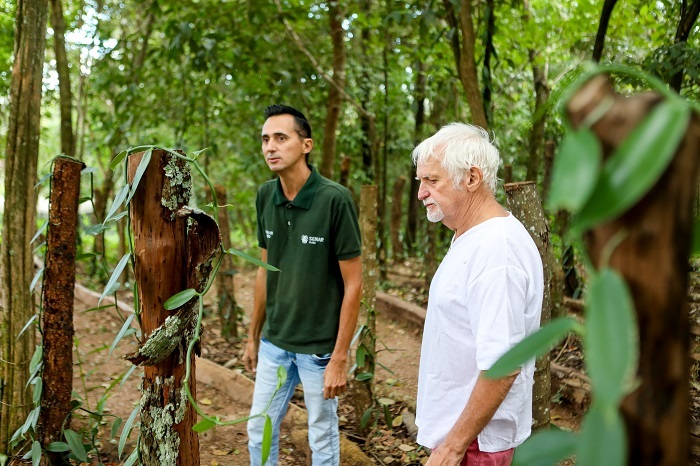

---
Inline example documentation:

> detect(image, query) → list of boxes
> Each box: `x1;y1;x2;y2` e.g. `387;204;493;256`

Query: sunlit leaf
63;429;88;463
577;403;626;466
109;149;128;171
103;185;129;225
585;269;638;405
31;440;41;466
513;427;577;466
261;414;273;465
547;129;601;212
32;378;42;404
192;418;217;433
45;442;71;452
34;173;51;189
124;447;139;466
30;222;48;245
29;268;43;293
99;253;130;305
486;317;582;378
119;405;140;458
110;313;136;355
29;345;42;373
226;248;280;272
17;314;39;339
111;418;123;439
574;100;691;231
164;288;198;310
276;365;287;391
125;148;152;206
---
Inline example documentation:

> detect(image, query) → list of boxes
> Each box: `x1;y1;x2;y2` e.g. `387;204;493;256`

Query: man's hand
425;443;464;466
323;357;347;399
242;339;259;373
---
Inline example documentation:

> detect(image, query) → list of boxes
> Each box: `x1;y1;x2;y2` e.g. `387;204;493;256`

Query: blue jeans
247;339;340;466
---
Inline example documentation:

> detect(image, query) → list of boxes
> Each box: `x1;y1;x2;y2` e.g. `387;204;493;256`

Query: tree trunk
350;185;378;437
405;61;427;254
390;177;406;261
669;0;700;91
592;0;619;62
38;158;84;461
523;0;550;184
0;0;48;453
49;0;76;157
504;181;555;432
567;75;700;466
213;185;239;341
339;156;351;188
448;0;488;129
320;0;346;179
541;140;555;203
127;149;220;466
482;0;495;127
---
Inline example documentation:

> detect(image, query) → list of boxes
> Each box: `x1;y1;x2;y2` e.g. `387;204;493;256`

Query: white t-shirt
415;214;544;452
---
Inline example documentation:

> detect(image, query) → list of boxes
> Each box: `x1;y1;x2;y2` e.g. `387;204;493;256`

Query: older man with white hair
413;123;544;466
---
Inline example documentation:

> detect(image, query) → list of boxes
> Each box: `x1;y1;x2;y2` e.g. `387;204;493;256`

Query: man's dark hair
264;104;312;139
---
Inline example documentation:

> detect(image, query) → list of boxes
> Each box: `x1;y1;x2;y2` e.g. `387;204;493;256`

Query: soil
63;261;588;466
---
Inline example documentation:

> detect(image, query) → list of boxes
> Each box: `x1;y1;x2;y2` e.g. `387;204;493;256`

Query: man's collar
272;164;319;209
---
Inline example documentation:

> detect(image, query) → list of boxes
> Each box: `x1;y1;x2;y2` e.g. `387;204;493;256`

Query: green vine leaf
261;414;273;465
226;248;281;272
513;427;578;466
125;148;152;206
164;288;198;310
63;429;88;463
99;253;130;305
577;402;626;466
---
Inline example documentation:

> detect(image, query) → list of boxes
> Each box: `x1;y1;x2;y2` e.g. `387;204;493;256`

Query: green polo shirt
255;165;361;354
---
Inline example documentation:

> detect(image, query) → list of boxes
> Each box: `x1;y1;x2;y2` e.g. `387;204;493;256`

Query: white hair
411;123;500;193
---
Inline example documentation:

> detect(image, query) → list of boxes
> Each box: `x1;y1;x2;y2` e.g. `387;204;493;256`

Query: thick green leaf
192;418;217;433
585;269;638;405
45;442;71;452
29;268;43;293
31;440;41;466
486;317;581;378
226;248;281;272
124;447;139;466
17;314;38;339
29;346;42;374
577;403;626;466
103;184;129;225
110;418;123;439
30;221;48;245
276;365;287;391
125;148;152;206
110;313;136;355
547;129;601;212
119;405;140;458
99;253;130;305
360;407;374;429
121;364;138;386
355;372;374;381
63;429;88;463
356;345;366;368
512;427;577;466
574;100;691;231
109;150;128;171
261;414;273;465
32;378;42;404
164;288;198;310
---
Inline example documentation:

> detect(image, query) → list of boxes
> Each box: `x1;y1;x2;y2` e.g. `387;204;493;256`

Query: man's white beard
426;203;444;223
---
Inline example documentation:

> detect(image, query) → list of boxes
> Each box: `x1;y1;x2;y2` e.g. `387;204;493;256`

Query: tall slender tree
0;0;49;454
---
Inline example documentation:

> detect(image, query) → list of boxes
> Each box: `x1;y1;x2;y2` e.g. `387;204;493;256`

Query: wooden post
38;157;84;459
504;181;554;432
128;149;220;466
567;75;700;466
350;185;378;436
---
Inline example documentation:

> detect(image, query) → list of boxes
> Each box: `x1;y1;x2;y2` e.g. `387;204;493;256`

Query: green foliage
492;62;698;465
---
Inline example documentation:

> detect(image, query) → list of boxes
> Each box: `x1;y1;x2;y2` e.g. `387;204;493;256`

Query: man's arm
323;255;362;399
426;371;518;466
242;248;268;373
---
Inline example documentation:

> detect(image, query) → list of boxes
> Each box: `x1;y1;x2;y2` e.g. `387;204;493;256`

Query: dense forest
0;0;699;465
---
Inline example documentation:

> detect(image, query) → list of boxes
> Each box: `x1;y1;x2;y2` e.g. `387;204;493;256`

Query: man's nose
417;182;428;200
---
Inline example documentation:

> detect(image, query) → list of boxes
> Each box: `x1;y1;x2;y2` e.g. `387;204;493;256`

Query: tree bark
127;149;220;466
350;185;378;437
38;158;84;460
592;0;619;62
482;0;495;127
504;181;555;432
443;0;488;129
567;75;700;466
49;0;76;157
390;177;406;260
523;0;550;184
405;61;427;254
669;0;700;91
320;0;347;179
0;0;48;453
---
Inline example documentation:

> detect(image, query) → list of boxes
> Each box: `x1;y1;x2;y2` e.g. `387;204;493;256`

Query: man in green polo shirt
243;104;362;466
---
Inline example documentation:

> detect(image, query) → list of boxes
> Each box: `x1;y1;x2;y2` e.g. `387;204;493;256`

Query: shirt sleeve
255;188;267;249
332;192;362;261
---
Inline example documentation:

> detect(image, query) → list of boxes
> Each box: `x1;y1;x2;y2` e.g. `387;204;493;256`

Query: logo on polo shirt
301;234;325;245
266;230;274;239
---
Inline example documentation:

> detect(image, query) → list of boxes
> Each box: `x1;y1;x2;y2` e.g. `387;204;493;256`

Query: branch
272;0;373;121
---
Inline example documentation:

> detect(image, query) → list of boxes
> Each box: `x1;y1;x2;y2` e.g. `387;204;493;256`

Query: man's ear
303;138;314;155
465;166;484;192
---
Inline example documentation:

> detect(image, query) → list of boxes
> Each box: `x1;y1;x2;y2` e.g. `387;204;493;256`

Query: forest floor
63;259;593;466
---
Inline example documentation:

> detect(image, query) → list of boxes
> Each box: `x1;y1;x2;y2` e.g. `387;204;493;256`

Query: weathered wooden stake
127;149;220;466
38;157;84;460
567;75;700;466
